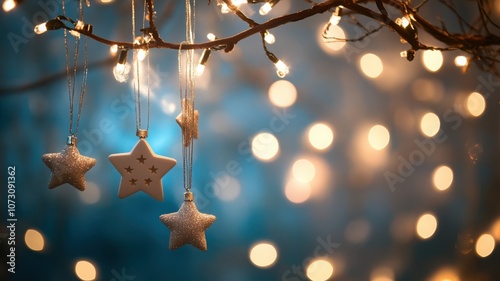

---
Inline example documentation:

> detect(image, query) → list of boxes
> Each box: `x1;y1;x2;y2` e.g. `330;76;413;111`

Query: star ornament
176;99;199;147
160;192;216;251
42;143;96;191
108;138;176;201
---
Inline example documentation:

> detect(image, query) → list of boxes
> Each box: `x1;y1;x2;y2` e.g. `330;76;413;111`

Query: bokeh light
306;259;334;281
491;218;500;241
416;213;438;239
432;165;454;191
284;179;312;204
308;123;334;150
345;219;371;244
370;267;394;281
292;158;316;183
268;80;297;108
420;112;440;137
319;24;346;54
422;50;443;72
368;124;390;150
79;181;101;204
252;132;280;161
249;242;278;268
360;53;383;78
215;176;241;201
24;229;45;251
475;233;495;258
454;55;468;67
428;267;460;281
75;260;97;281
466;92;486;117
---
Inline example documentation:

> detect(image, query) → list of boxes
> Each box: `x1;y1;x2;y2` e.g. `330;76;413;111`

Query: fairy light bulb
34;22;48;34
207;33;217;41
329;6;342;26
275;60;289;78
115;49;128;72
196;49;211;76
221;3;230;14
110;44;118;54
2;0;16;12
137;49;147;61
264;31;275;44
232;0;247;6
259;3;272;15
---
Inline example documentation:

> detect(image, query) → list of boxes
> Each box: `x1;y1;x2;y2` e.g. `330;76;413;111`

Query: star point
109;138;176;201
160;198;216;251
42;144;96;191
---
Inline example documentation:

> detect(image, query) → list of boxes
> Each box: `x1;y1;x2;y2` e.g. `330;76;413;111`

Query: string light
207;33;217;41
196;48;211;76
259;0;279;15
328;6;342;26
2;0;17;12
264;30;275;44
34;19;65;35
220;3;230;13
110;44;118;54
113;48;130;82
134;35;151;61
267;53;289;78
454;55;468;67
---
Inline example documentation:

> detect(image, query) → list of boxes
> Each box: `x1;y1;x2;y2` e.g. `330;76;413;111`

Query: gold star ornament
176;98;199;147
42;136;96;191
160;192;216;251
108;132;176;201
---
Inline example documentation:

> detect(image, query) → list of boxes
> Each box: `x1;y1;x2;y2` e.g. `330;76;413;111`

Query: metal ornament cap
136;129;148;138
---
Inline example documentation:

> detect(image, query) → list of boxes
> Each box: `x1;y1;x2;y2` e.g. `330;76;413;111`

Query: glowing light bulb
221;3;230;14
232;0;247;6
329;7;342;26
110;44;118;54
400;51;407;58
207;33;217;41
259;3;272;15
34;22;48;34
196;64;206;77
396;16;410;28
137;49;148;61
275;60;289;78
454;55;468;67
113;49;130;83
3;0;16;12
195;49;211;76
264;31;275;44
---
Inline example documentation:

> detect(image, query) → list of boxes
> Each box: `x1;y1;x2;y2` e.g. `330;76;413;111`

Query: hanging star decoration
108;130;176;201
42;136;96;191
160;192;216;251
176;98;199;147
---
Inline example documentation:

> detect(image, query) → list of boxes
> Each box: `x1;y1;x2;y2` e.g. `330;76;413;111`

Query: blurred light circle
491;218;500;241
428;267;460;281
308;123;334;150
292;159;316;183
284;180;311;204
476;233;495;258
79;182;101;204
24;229;45;251
370;267;394;281
345;219;371;244
75;260;97;281
467;92;486;117
252;132;280;161
359;53;383;78
216;176;241;201
319;24;346;53
454;55;468;67
249;242;278;268
268;80;297;107
368;125;390;150
420;112;440;137
306;259;334;281
416;213;438;239
422;50;443;72
432;165;454;191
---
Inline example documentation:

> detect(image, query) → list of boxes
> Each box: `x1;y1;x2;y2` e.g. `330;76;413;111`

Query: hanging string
179;0;196;192
63;0;88;137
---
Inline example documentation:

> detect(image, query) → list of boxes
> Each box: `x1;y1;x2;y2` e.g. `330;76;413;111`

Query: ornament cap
136;129;148;138
67;135;77;146
184;191;194;202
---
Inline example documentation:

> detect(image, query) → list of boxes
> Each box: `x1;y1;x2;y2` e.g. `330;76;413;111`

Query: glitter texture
108;138;176;201
42;144;96;191
160;199;216;251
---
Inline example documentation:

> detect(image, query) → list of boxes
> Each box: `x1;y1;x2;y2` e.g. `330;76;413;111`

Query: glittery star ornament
176;98;199;147
42;136;96;191
160;192;216;251
108;133;176;201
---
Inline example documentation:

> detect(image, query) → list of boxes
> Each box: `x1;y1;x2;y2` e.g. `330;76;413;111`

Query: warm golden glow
454;55;468;67
416;213;438;239
368;124;390;150
319;24;346;53
306;259;334;281
3;0;16;12
370;267;394;281
476;233;495;258
432;166;454;191
466;92;486;117
308;123;334;150
428;267;460;281
249;242;278;268
75;260;97;281
284;179;312;204
24;229;45;251
292;159;316;183
491;218;500;241
420;112;440;137
422;50;443;72
268;80;297;107
252;132;280;161
360;53;383;78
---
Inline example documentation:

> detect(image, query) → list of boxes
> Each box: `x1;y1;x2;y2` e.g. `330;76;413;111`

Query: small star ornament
108;130;176;201
160;192;216;251
176;98;199;147
42;135;96;191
